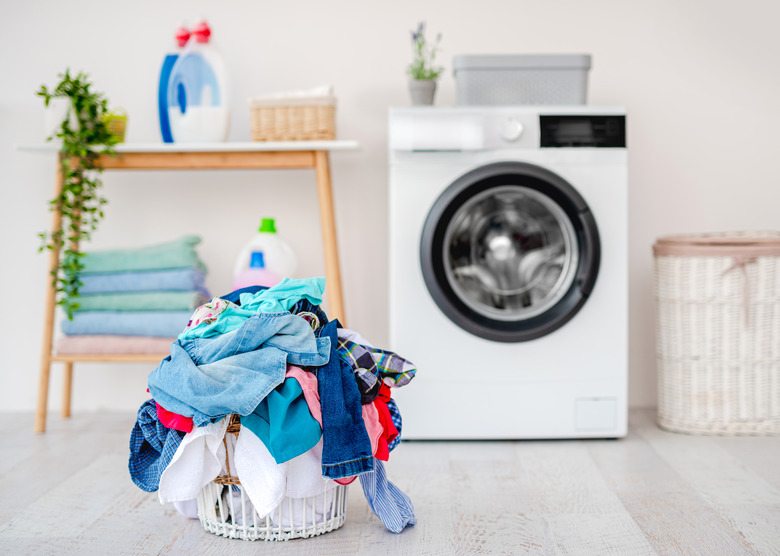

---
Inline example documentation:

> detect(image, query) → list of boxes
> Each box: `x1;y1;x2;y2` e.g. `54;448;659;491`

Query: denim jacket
148;311;330;427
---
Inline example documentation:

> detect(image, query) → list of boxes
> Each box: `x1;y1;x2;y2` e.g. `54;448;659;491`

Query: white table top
16;140;360;153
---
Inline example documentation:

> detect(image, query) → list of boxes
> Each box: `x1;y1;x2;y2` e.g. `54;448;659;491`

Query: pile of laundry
128;277;417;534
57;236;210;355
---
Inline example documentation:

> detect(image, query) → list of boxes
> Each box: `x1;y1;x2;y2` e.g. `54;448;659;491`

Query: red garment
155;401;194;433
373;384;398;462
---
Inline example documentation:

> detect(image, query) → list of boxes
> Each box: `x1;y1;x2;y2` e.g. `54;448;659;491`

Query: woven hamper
653;231;780;435
196;415;348;541
248;95;336;142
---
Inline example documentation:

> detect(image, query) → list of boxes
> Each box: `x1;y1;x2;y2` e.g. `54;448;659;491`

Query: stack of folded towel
56;236;211;355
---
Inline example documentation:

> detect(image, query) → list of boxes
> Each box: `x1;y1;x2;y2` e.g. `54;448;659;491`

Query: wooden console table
20;140;359;432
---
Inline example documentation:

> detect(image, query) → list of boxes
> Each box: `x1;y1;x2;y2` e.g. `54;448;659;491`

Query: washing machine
388;106;628;439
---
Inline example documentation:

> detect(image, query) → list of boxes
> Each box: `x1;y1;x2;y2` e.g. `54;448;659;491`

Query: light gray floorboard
0;409;778;555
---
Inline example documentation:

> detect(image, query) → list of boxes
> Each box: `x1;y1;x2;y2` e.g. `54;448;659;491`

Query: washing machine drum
420;161;600;342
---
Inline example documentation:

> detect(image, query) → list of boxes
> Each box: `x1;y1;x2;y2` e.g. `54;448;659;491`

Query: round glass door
421;162;600;342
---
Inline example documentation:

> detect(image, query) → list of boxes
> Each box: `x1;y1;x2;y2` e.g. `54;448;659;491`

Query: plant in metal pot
406;21;443;105
37;69;119;318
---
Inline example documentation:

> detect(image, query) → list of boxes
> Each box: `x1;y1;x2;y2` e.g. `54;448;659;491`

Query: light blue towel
79;268;209;296
61;311;192;338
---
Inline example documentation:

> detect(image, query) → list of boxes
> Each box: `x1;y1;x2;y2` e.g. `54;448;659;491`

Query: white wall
2;0;779;415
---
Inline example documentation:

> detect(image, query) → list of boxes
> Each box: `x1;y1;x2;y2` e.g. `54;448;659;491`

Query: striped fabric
358;458;416;533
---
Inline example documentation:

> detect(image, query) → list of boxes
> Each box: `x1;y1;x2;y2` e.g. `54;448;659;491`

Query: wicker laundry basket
196;415;348;541
248;96;336;142
653;231;780;435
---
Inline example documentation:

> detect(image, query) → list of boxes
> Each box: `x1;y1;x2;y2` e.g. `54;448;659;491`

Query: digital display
540;115;626;148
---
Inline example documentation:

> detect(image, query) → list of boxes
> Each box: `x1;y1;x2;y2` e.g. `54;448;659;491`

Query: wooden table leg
35;157;65;433
313;150;345;323
61;362;73;418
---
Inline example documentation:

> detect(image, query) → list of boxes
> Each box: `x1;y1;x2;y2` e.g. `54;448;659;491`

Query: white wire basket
196;415;348;541
653;231;780;435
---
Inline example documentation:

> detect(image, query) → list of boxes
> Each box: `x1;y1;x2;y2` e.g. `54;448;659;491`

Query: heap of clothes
128;277;417;533
56;236;210;355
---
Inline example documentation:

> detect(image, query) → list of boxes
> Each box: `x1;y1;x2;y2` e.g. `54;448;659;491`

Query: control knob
499;118;524;142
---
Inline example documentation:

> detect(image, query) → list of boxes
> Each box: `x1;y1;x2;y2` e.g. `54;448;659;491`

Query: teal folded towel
74;291;208;312
80;236;206;275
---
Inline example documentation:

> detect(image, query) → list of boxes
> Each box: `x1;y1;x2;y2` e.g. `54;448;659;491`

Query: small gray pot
409;79;437;106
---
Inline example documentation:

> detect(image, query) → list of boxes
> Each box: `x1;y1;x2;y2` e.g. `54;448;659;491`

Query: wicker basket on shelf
248;96;336;142
196;415;348;541
653;231;780;435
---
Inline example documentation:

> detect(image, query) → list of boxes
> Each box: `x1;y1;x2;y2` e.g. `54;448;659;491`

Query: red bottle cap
174;26;190;47
192;21;211;43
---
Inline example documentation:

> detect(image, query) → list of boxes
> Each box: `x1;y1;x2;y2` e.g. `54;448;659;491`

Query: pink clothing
55;335;174;355
361;402;383;457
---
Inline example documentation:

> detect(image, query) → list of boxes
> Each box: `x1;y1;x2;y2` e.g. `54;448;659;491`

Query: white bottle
167;20;231;142
233;218;297;284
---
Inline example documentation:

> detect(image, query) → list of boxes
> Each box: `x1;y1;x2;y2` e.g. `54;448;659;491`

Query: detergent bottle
232;251;281;290
166;20;231;142
233;218;298;289
157;25;190;143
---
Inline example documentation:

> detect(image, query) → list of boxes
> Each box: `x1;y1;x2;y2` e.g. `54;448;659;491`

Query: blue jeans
148;311;331;427
315;320;374;479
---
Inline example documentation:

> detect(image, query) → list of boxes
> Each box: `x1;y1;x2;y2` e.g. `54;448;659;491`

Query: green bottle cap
258;218;277;233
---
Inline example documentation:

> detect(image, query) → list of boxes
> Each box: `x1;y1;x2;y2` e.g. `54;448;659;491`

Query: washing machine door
420;161;600;342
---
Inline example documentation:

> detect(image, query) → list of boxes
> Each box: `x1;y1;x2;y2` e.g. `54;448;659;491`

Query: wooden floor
0;409;778;555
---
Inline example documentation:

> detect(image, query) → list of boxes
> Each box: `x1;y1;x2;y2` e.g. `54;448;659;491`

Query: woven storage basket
196;415;348;541
653;231;780;435
248;96;336;141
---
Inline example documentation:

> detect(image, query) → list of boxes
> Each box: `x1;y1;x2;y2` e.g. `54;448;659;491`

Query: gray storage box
453;54;591;105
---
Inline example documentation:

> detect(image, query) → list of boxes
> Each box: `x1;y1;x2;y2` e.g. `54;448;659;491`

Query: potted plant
37;69;119;318
406;21;443;105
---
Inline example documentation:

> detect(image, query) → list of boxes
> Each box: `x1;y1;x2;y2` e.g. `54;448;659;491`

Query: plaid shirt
386;398;402;452
336;338;417;404
128;399;185;492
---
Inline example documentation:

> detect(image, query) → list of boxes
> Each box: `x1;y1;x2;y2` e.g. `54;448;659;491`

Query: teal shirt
178;277;326;340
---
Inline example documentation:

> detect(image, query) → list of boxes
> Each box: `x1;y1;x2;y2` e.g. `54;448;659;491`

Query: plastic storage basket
453;54;591;106
653;232;780;435
196;416;348;541
248;96;336;141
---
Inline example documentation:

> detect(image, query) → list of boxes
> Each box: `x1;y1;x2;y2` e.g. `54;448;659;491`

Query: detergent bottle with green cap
232;218;297;290
232;250;281;290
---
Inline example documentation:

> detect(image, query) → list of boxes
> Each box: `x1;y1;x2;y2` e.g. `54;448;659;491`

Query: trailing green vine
37;69;118;319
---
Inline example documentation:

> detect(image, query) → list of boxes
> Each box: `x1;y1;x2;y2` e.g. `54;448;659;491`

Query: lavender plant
407;22;443;80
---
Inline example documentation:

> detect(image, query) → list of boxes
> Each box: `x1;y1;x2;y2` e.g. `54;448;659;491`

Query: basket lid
453;54;592;71
653;232;780;257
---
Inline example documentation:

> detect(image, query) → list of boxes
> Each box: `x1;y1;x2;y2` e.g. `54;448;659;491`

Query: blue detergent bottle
158;25;190;143
166;20;231;142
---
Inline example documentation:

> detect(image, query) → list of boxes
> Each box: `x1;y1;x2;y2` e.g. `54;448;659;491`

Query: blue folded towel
61;311;192;338
78;268;209;296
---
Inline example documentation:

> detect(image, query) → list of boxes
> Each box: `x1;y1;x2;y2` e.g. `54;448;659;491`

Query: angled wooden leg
35;156;65;433
313;150;345;323
61;362;73;418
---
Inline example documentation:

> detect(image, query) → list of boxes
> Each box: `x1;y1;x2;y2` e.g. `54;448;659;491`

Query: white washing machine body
388;106;628;439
